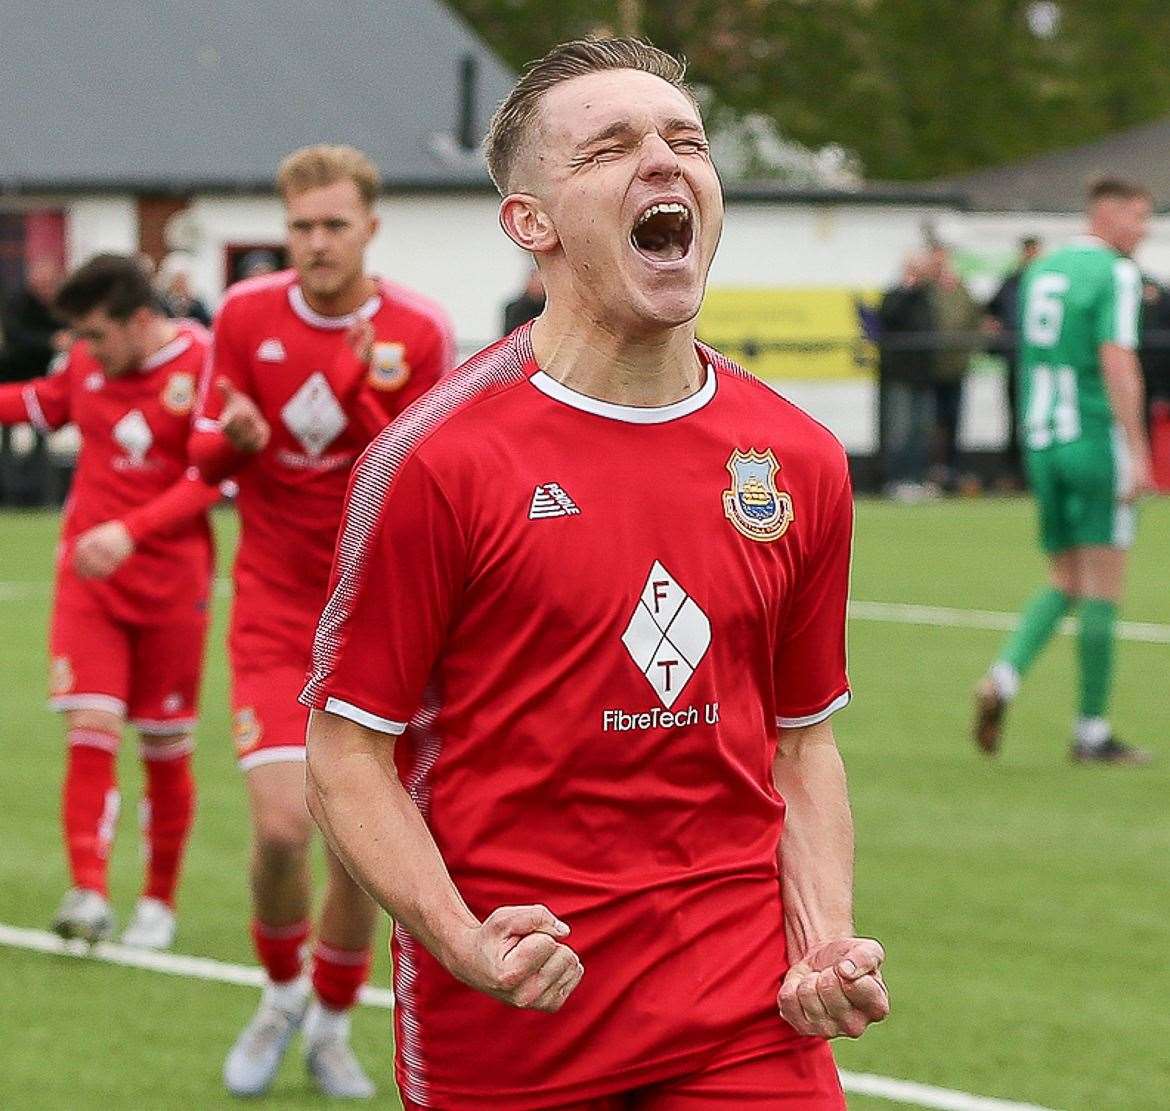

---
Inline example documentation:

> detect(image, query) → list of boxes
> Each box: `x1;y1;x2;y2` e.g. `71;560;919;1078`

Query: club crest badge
368;342;411;392
161;371;196;415
722;448;794;542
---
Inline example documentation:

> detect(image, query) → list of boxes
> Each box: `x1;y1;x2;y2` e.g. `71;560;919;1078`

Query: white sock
264;975;310;1014
1076;717;1110;749
304;999;350;1046
989;661;1020;701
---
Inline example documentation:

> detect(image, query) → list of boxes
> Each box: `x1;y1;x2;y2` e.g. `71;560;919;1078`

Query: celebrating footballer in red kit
304;40;888;1111
0;254;221;951
189;145;453;1099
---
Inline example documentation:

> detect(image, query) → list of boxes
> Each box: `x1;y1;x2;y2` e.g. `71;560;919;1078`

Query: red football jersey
301;324;853;1108
0;324;216;624
192;270;453;660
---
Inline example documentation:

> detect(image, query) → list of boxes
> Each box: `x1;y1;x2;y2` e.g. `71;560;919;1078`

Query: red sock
62;729;120;896
312;942;372;1010
252;919;311;984
140;741;196;907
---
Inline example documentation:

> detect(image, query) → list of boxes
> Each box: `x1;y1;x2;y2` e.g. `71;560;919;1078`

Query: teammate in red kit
190;145;453;1099
303;40;888;1111
0;254;220;950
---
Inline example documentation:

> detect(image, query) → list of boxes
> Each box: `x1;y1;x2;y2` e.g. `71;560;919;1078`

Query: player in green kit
974;178;1154;764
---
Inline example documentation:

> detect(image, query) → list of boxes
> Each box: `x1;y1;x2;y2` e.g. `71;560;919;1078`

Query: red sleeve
189;297;250;482
121;467;222;543
773;465;853;728
300;445;465;732
0;361;73;429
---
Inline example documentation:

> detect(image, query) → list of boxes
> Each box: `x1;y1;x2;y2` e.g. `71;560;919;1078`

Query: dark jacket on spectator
877;284;935;385
0;287;61;382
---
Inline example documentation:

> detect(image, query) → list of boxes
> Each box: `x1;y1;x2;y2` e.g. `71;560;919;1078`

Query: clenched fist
779;937;889;1040
446;904;584;1013
73;520;134;579
217;379;270;454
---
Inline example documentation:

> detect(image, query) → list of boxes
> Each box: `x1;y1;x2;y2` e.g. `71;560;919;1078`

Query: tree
446;0;1170;180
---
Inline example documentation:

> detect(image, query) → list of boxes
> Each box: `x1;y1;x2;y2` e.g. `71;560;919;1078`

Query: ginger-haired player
303;39;887;1110
191;144;453;1099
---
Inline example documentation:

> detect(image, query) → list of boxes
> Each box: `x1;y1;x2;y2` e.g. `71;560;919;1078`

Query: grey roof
940;118;1170;212
0;0;515;193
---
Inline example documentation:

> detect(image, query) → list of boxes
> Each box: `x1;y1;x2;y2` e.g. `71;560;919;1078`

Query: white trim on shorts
48;694;127;717
238;745;307;771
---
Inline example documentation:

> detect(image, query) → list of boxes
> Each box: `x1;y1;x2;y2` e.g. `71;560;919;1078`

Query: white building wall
66;197;137;264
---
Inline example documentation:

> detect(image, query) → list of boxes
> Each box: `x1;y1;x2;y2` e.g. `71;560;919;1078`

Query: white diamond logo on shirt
281;372;348;458
621;561;711;708
112;408;153;465
528;482;581;519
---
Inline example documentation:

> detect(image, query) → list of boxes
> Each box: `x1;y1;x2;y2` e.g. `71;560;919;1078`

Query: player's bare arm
305;708;584;1013
216;378;270;453
1100;342;1153;498
774;719;889;1039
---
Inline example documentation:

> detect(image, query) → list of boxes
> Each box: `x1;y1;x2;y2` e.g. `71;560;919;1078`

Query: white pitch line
850;600;1170;645
0;922;1057;1111
0;922;395;1008
838;1071;1059;1111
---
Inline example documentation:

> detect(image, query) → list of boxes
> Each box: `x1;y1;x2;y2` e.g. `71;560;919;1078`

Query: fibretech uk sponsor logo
602;702;720;732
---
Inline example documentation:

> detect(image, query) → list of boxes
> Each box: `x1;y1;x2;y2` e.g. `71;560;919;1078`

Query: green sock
1078;598;1117;719
999;587;1072;678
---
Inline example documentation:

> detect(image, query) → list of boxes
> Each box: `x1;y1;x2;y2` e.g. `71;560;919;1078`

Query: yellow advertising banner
697;288;878;381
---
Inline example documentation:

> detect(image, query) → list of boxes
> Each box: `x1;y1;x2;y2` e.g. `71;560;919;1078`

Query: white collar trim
139;333;193;372
528;364;716;424
1069;234;1111;250
288;283;382;329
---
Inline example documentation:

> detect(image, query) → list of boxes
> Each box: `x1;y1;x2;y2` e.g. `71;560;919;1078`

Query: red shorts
402;1035;843;1111
231;658;312;771
49;596;208;735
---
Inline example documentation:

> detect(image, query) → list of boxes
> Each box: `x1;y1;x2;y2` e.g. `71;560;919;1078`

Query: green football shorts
1024;431;1136;554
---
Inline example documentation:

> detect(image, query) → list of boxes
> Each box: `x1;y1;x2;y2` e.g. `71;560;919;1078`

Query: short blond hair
276;144;381;207
484;37;696;194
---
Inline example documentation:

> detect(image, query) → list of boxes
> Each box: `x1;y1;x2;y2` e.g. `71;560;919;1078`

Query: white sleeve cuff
323;697;407;735
776;690;851;729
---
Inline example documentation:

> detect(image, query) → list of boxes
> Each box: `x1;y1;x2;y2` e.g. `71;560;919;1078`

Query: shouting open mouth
630;202;694;264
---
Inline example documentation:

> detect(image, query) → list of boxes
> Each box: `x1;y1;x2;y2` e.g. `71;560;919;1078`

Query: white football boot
223;977;311;1097
120;897;176;950
51;887;115;943
303;1000;376;1099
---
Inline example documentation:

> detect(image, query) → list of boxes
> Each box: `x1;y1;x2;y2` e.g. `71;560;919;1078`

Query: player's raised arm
189;296;268;481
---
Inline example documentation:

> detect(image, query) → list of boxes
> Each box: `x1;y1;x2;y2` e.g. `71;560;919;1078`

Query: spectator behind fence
0;256;69;505
501;267;545;336
927;244;982;492
1139;274;1170;408
986;236;1043;489
878;252;936;499
158;252;212;328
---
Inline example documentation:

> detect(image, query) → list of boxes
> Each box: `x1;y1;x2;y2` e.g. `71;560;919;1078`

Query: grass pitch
1;498;1168;1110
